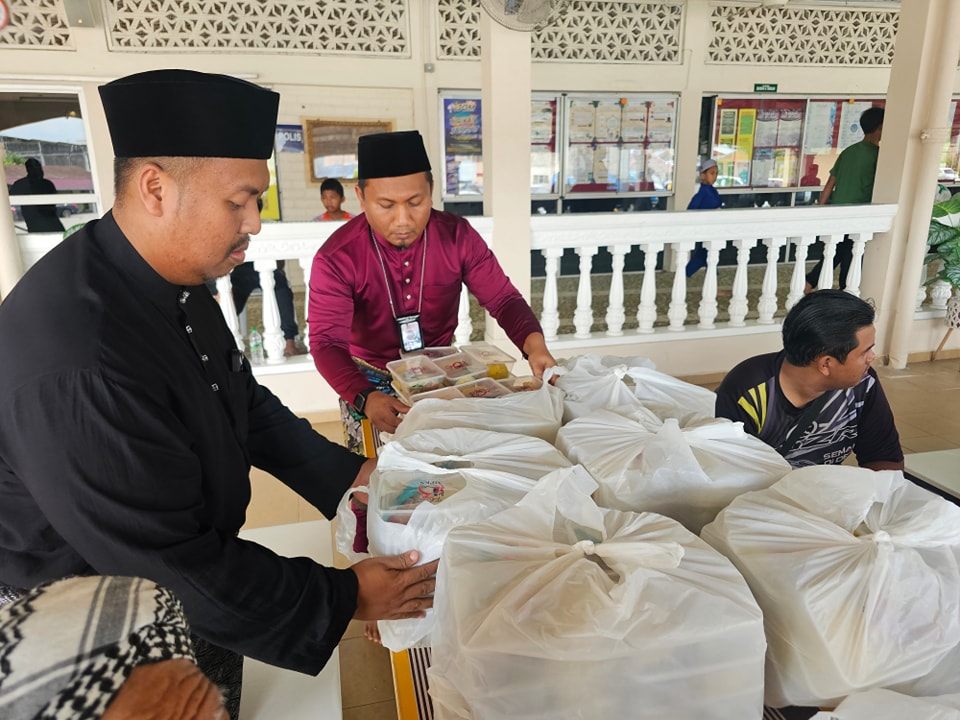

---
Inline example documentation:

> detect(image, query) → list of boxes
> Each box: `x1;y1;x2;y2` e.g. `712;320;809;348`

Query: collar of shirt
98;211;186;322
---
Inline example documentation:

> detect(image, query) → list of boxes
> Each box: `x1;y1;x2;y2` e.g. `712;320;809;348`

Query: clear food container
386;355;447;396
457;377;514;399
434;352;489;385
410;386;466;403
377;471;467;523
460;342;516;380
399;346;460;361
499;375;543;392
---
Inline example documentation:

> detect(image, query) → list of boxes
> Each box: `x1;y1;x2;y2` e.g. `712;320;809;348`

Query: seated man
715;289;904;470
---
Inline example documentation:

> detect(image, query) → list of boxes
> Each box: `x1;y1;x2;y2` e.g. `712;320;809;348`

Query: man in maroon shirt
309;130;556;439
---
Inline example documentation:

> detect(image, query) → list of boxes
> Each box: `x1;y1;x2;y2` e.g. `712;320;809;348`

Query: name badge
397;314;424;352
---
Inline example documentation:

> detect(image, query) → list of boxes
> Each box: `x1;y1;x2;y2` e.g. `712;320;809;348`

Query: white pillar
866;0;960;368
673;0;712;212
480;13;532;343
0;143;25;302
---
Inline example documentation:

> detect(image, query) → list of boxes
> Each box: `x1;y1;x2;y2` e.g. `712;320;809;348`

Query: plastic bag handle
334;485;371;563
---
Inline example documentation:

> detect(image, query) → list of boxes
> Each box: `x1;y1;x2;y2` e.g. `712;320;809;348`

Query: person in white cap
684;157;723;276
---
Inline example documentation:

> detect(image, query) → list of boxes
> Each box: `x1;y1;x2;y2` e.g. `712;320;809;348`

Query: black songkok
98;69;279;159
357;130;431;180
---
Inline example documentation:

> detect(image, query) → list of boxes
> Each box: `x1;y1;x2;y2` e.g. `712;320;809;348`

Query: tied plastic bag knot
574;539;597;555
870;529;894;553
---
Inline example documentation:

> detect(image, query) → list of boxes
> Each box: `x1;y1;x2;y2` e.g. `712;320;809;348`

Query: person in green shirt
805;106;884;292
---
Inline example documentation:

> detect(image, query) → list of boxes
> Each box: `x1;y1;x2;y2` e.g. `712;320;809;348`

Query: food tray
457;377;514;399
386;355;447;396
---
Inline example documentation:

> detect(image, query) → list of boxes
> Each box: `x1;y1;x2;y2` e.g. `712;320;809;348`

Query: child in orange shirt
314;178;353;221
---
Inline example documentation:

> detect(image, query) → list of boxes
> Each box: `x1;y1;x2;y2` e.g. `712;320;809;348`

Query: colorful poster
621;103;647;142
444;98;482;154
569;100;597;142
260;153;281;220
736;109;756;176
718;108;738;148
595;102;622;142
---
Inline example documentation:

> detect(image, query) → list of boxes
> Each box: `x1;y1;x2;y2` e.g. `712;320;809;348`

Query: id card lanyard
370;226;428;352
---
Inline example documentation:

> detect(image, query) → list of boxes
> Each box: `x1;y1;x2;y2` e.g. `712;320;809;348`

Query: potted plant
926;193;960;357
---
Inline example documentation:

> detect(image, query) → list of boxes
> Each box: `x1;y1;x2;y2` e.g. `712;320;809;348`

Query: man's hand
522;332;558;379
363;391;410;433
102;658;226;720
351;550;439;621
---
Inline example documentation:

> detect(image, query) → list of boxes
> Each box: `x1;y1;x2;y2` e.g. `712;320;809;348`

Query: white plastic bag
387;380;564;443
552;354;653;422
383;427;572;480
556;409;790;532
702;466;960;708
811;689;960;720
626;365;716;426
335;439;541;651
428;465;766;720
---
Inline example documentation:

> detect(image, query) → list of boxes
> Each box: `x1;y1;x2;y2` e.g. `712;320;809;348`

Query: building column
673;0;712;212
0;143;25;302
865;0;960;367
480;13;532;341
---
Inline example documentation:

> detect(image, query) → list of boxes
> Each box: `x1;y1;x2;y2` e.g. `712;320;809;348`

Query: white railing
528;204;898;344
12;204;900;367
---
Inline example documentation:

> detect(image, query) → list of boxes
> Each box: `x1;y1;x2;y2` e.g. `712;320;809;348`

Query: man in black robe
0;70;436;718
8;157;66;233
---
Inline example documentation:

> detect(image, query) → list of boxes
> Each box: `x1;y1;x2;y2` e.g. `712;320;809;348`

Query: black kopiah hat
99;69;279;159
357;130;431;180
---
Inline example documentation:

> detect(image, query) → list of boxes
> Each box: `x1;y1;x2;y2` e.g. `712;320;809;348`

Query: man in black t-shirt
716;290;903;469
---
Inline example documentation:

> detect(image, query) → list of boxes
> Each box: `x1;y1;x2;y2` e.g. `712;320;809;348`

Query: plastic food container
386;355;447;396
410;386;466;403
434;352;489;385
499;375;543;392
460;342;516;380
457;377;514;399
378;471;467;523
399;346;460;361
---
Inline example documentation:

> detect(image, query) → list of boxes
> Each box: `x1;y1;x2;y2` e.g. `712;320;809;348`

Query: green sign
754;83;778;93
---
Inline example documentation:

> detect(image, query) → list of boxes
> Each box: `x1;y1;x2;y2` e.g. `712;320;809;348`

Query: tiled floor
241;356;960;720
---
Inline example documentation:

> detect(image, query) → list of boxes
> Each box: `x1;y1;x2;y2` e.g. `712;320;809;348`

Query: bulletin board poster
531;99;557;145
569;100;597;142
713;97;807;188
595;100;623;142
563;93;678;195
647;100;676;144
443;98;482;154
621;103;648;143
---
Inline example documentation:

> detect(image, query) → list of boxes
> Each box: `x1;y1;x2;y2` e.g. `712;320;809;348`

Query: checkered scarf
0;576;195;720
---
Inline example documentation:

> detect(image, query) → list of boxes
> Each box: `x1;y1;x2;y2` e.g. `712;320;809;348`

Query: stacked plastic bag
810;689;960;720
428;466;767;720
556;407;790;532
702;466;960;708
388;377;564;443
336;428;572;651
552;354;715;424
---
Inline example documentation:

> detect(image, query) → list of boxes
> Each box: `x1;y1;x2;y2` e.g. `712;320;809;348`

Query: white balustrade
605;243;630;336
455;286;472;346
15;206;901;371
728;238;752;327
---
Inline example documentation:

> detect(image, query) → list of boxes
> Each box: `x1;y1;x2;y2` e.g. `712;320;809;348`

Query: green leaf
932;195;960;219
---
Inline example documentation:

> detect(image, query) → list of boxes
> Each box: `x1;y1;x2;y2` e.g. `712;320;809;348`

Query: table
904;449;960;500
237;520;343;720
